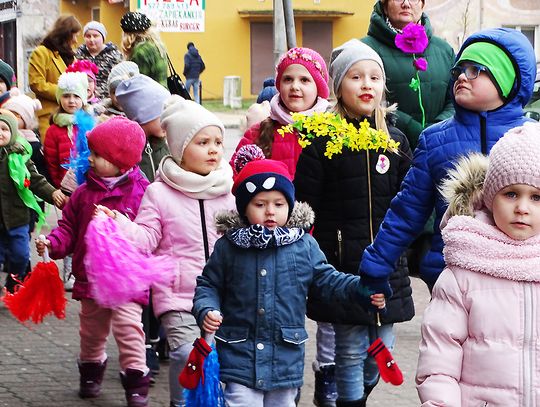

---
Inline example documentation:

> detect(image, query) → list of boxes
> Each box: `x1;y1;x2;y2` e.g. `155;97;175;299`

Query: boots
63;255;75;291
336;399;366;407
120;368;151;407
313;363;338;407
78;359;107;398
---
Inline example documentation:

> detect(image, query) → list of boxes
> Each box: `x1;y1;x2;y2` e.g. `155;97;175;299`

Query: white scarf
158;155;233;199
269;94;330;125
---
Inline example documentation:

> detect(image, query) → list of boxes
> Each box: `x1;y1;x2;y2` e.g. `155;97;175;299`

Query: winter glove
179;337;212;390
367;338;403;386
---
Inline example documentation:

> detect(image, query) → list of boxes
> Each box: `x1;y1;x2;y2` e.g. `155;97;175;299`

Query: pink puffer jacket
116;173;235;318
416;213;540;407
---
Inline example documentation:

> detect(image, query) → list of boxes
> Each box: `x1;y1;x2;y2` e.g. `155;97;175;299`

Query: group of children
0;21;539;407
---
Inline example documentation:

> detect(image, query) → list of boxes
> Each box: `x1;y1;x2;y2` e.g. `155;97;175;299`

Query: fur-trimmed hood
215;201;315;233
438;153;489;228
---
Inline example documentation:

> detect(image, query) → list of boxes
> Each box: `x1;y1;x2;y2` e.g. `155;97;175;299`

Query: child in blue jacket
192;146;383;407
360;27;537;294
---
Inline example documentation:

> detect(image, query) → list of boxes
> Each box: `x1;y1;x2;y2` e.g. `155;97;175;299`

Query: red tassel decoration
2;236;66;324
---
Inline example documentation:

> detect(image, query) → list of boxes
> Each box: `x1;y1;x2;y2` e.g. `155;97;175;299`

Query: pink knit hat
87;116;146;171
275;47;329;99
483;122;540;210
66;59;99;82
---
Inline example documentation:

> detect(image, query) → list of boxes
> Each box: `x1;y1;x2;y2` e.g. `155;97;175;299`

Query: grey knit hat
161;94;225;162
483;122;540;210
115;74;170;124
83;21;107;40
107;61;140;93
329;39;385;97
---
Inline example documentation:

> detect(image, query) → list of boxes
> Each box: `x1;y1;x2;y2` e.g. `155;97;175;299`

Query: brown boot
78;359;107;398
120;368;150;407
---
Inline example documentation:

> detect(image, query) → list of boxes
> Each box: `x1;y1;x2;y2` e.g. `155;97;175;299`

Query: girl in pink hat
232;47;330;178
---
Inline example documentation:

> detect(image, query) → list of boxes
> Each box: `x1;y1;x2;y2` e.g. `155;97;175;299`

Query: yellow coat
28;45;66;140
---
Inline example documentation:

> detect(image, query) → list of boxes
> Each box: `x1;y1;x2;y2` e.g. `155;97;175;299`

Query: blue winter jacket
360;28;537;290
192;204;369;391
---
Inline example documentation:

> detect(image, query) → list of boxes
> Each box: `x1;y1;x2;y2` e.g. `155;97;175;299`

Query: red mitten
367;338;403;386
179;337;212;389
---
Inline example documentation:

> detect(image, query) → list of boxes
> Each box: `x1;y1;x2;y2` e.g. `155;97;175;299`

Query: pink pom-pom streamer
84;212;176;308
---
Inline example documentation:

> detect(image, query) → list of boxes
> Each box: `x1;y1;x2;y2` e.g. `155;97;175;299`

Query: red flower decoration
413;57;428;71
24;178;30;188
395;23;428;54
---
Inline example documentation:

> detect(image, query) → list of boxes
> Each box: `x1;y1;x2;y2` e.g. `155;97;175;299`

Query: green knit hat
0;111;20;146
457;42;516;98
56;72;88;105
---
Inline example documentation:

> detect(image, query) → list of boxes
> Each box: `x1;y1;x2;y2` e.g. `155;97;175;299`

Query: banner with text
137;0;205;32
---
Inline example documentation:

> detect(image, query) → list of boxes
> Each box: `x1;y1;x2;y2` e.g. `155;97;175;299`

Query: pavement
0;107;431;406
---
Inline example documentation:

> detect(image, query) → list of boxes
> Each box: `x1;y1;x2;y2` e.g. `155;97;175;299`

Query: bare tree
457;0;473;49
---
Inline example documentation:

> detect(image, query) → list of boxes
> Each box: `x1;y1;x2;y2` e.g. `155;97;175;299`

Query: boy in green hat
0;110;65;292
358;27;537;297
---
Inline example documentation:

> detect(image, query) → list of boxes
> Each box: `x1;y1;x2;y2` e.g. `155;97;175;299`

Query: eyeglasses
450;64;489;81
391;0;423;5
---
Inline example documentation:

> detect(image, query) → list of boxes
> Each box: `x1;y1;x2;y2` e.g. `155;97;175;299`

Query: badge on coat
375;154;390;174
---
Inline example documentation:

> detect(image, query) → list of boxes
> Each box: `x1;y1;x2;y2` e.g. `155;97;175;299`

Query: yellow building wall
62;0;375;99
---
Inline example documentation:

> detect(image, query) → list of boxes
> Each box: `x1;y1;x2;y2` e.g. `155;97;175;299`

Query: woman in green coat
362;0;455;150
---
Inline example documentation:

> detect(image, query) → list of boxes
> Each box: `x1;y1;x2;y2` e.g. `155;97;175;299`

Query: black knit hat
0;59;14;89
120;12;151;33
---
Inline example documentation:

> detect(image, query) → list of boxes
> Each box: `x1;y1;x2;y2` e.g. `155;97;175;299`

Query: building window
91;7;100;22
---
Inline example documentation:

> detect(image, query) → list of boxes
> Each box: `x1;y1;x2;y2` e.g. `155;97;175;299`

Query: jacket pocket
215;326;249;344
280;326;308;345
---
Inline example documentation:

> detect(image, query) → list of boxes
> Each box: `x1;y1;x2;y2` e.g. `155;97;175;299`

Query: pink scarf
268;94;329;125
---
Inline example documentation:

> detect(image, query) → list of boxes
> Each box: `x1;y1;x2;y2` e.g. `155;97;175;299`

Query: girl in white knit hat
100;94;235;407
417;122;540;406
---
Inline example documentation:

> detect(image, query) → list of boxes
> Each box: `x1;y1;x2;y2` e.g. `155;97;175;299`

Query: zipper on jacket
337;229;343;266
145;142;155;176
480;116;487;154
366;150;374;243
523;283;534;407
198;199;210;261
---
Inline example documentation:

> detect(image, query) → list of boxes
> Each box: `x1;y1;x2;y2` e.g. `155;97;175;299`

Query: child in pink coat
36;117;151;407
103;95;235;407
416;122;540;406
232;47;330;178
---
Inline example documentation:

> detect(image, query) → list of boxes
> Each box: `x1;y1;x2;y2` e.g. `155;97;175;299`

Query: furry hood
215;201;315;233
438;153;489;227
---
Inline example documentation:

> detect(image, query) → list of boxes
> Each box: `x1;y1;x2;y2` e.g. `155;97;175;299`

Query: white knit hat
329;39;385;97
3;94;42;129
83;21;107;40
160;94;225;162
483;122;540;210
107;61;140;93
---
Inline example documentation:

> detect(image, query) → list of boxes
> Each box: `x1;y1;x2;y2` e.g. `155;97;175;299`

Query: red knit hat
87;117;146;171
275;47;330;99
232;145;295;218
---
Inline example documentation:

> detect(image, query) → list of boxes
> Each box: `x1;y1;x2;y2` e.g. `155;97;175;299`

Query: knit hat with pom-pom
56;72;88;105
483;122;540;210
232;144;295;219
66;59;99;82
3;95;42;130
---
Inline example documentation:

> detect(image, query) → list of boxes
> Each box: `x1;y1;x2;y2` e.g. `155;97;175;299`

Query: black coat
294;117;415;325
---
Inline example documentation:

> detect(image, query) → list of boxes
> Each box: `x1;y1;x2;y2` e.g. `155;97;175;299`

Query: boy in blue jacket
192;146;383;407
359;27;537;294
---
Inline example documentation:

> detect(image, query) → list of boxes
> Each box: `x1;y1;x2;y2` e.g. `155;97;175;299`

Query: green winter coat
0;144;55;230
362;1;455;149
129;41;168;88
140;137;169;182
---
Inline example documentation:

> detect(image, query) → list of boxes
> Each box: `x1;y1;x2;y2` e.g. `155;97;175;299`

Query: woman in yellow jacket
28;15;82;140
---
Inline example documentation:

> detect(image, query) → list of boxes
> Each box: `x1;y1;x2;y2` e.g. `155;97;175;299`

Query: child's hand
35;238;51;257
94;204;116;219
52;190;67;208
203;310;223;334
370;293;386;310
